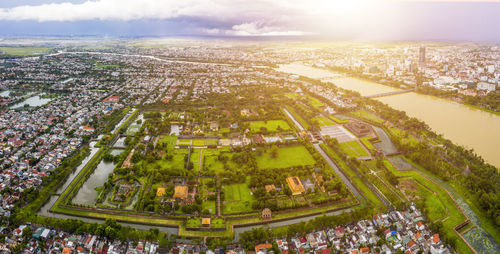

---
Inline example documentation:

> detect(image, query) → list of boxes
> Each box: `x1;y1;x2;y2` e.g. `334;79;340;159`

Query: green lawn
96;64;121;69
329;115;348;124
158;136;177;150
256;145;316;169
193;139;205;146
202;201;216;214
190;149;202;172
0;47;51;56
360;136;375;150
177;139;191;145
339;141;370;158
351;110;384;124
285;93;299;99
139;153;186;173
187;218;201;228
204;155;225;173
312;116;335;126
212;218;225;227
248;120;291;132
223;179;255;214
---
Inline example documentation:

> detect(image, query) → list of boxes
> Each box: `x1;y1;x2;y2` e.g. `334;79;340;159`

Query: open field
360;136;376;150
351;110;385;124
223;179;255;214
192;138;218;146
158;136;178;150
339;140;370;158
96;64;121;69
248;120;291;132
0;47;51;56
329;115;348;124
312;116;335;126
177;139;192;145
256;145;316;169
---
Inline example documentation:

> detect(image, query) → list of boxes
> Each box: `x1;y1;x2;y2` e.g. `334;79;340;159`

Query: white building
477;82;496;92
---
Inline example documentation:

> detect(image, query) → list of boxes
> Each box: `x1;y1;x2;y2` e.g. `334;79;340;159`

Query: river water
277;63;500;168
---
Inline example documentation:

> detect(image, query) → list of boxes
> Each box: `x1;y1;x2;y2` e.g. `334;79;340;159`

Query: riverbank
318;65;499;116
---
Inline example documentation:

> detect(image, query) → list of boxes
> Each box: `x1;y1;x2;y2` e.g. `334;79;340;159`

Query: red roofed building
255;243;272;253
103;96;120;103
432;234;440;244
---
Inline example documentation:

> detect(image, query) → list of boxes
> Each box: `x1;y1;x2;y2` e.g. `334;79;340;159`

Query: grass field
351;110;385;124
285;93;299;99
339;140;370;158
158;136;177;150
202;201;216;214
96;64;121;69
223;178;255;214
248;120;291;132
360;136;376;150
312;116;335;126
256;145;316;169
177;139;192;145
187;218;201;228
329;115;348;124
192;139;218;146
139;153;185;173
0;47;51;56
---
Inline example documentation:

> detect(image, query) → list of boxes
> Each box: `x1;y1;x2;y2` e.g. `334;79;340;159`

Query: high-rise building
419;46;426;68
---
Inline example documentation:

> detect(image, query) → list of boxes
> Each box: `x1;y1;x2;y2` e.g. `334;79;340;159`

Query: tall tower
419;46;426;69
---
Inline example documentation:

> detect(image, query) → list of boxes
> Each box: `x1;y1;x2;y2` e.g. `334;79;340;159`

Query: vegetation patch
255;145;316;169
0;47;51;56
339;141;370;158
351;110;384;124
312;116;335;126
248;120;291;132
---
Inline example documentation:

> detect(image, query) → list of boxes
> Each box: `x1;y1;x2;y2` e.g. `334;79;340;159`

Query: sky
0;0;499;42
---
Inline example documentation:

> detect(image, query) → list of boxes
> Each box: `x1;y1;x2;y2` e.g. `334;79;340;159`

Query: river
277;63;500;168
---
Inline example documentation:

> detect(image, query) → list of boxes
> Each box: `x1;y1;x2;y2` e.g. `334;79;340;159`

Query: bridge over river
364;88;415;98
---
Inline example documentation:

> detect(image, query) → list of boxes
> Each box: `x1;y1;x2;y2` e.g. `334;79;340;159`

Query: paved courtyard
319;125;357;143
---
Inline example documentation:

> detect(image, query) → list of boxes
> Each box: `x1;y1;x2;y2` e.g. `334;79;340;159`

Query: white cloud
228;22;310;36
0;0;297;22
0;0;455;38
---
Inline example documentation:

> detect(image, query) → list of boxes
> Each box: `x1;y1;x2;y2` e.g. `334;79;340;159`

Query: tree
270;145;279;158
